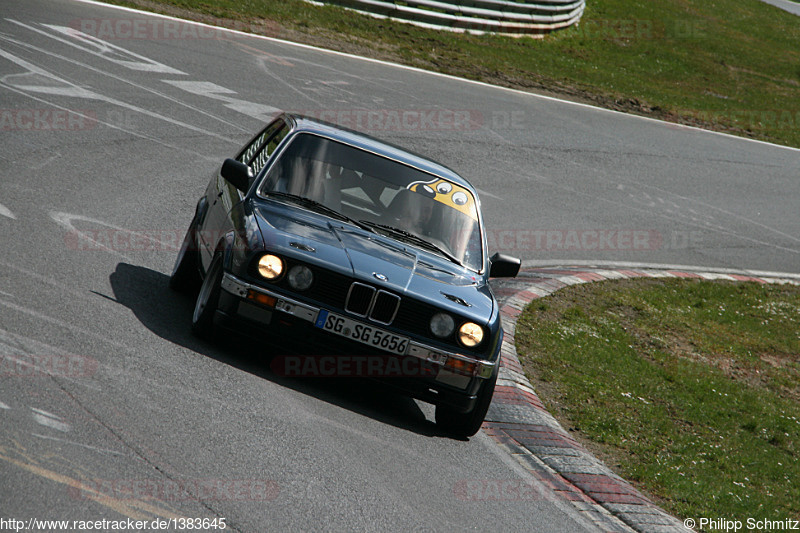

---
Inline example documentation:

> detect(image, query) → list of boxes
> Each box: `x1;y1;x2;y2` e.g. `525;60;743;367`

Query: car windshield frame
255;131;484;272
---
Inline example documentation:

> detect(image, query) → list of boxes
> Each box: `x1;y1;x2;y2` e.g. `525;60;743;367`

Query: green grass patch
516;278;800;521
106;0;800;148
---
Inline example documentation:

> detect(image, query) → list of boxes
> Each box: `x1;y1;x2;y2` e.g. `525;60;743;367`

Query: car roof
280;113;477;192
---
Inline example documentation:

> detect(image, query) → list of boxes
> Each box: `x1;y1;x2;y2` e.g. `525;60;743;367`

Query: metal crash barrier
310;0;586;36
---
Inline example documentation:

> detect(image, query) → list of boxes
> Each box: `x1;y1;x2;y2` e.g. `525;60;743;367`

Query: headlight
430;313;455;338
287;265;313;291
457;322;484;347
257;254;284;280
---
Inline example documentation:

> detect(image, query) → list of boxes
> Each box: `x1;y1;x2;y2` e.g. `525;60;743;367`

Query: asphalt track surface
1;0;798;530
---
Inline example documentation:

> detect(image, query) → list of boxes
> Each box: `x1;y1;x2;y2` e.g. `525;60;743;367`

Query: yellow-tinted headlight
457;322;484;347
257;254;284;280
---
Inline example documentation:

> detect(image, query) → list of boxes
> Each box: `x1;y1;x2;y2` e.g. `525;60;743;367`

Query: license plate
315;310;409;356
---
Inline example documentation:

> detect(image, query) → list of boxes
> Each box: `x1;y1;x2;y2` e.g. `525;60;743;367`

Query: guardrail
310;0;586;36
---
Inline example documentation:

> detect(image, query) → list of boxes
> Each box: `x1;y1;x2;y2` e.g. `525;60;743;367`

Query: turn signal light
247;290;276;308
444;356;477;376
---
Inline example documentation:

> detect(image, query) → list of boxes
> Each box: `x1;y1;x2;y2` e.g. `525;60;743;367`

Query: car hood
252;201;495;319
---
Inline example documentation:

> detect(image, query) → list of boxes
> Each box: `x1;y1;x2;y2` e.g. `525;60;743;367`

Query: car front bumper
217;272;498;412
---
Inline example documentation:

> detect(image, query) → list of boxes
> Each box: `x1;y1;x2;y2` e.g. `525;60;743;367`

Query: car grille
269;258;479;349
344;283;401;325
269;259;404;327
345;282;375;317
370;291;400;325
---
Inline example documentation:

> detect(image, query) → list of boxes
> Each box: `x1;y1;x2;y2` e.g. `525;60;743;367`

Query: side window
237;119;288;176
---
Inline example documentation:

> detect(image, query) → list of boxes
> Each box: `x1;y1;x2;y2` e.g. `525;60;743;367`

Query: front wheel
435;369;498;439
191;255;223;339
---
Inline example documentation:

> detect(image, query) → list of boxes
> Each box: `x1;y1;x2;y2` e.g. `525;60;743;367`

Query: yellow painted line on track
0;451;185;522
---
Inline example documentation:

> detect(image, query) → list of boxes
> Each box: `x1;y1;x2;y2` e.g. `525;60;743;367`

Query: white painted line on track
0;353;102;391
471;430;602;532
0;46;236;149
0;203;16;220
162;80;281;121
0;401;10;410
30;407;71;432
7;19;185;74
73;0;800;153
0;258;119;303
49;210;181;262
0;82;226;160
0;296;134;352
0;29;251;133
49;211;133;261
475;187;503;201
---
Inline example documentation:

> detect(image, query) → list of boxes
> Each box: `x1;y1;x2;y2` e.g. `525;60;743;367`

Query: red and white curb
484;266;800;533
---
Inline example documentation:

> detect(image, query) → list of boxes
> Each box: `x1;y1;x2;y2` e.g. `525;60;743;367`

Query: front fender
194;196;209;227
220;201;265;275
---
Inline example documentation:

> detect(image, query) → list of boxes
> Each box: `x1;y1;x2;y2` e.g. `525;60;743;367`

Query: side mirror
489;252;521;278
220;158;253;193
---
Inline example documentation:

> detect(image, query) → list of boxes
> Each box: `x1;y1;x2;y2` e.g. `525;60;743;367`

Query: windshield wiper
264;192;374;233
358;221;463;266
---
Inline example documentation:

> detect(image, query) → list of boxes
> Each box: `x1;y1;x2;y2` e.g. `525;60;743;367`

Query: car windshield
258;132;483;271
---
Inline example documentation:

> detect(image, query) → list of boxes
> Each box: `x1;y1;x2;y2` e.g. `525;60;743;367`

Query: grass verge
100;0;800;147
515;278;800;522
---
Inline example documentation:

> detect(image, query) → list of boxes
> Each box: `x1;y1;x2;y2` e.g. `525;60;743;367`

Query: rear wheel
191;254;223;339
435;369;498;439
169;215;201;293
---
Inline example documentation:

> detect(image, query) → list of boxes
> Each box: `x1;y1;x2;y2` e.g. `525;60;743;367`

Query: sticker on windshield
406;178;478;220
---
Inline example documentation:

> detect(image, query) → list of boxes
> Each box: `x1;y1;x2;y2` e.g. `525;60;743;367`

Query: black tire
169;216;201;293
191;255;223;339
435;368;498;439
